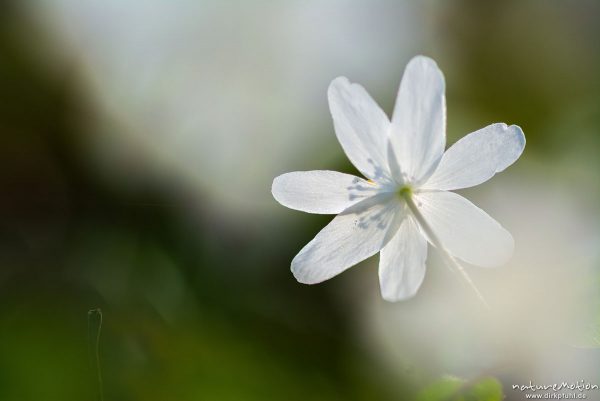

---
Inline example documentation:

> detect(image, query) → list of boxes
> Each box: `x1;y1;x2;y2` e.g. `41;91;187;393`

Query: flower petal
292;194;403;284
272;170;379;214
414;191;513;267
390;56;446;185
423;123;526;191
328;77;392;182
378;216;427;301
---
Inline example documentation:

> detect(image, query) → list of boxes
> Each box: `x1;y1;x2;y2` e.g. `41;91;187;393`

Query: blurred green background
1;1;600;400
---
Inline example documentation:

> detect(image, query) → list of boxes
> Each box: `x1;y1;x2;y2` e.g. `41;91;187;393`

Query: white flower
272;56;525;302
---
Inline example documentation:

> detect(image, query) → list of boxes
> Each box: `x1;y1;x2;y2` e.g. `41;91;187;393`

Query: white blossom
272;56;525;301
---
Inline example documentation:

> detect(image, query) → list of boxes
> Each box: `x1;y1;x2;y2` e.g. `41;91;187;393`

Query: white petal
292;194;403;284
423;123;526;191
390;56;446;185
414;191;513;267
328;77;392;181
379;216;427;301
272;170;379;214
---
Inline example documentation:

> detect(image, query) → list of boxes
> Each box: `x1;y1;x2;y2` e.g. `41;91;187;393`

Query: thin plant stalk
401;190;491;310
88;308;104;401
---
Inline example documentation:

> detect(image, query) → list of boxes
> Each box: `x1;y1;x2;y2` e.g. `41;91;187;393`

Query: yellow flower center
398;185;413;199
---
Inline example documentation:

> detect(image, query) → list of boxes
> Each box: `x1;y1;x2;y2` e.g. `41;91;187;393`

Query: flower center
398;185;413;200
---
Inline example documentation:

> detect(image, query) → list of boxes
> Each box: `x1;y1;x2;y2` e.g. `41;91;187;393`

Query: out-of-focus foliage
417;376;502;401
0;2;404;398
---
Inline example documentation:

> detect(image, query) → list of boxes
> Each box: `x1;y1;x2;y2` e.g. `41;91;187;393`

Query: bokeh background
2;1;600;400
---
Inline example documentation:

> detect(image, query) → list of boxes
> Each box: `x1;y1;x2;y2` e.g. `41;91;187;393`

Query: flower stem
88;308;104;401
401;191;490;310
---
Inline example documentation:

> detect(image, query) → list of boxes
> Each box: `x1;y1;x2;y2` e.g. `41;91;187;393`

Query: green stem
401;190;490;310
88;308;104;401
